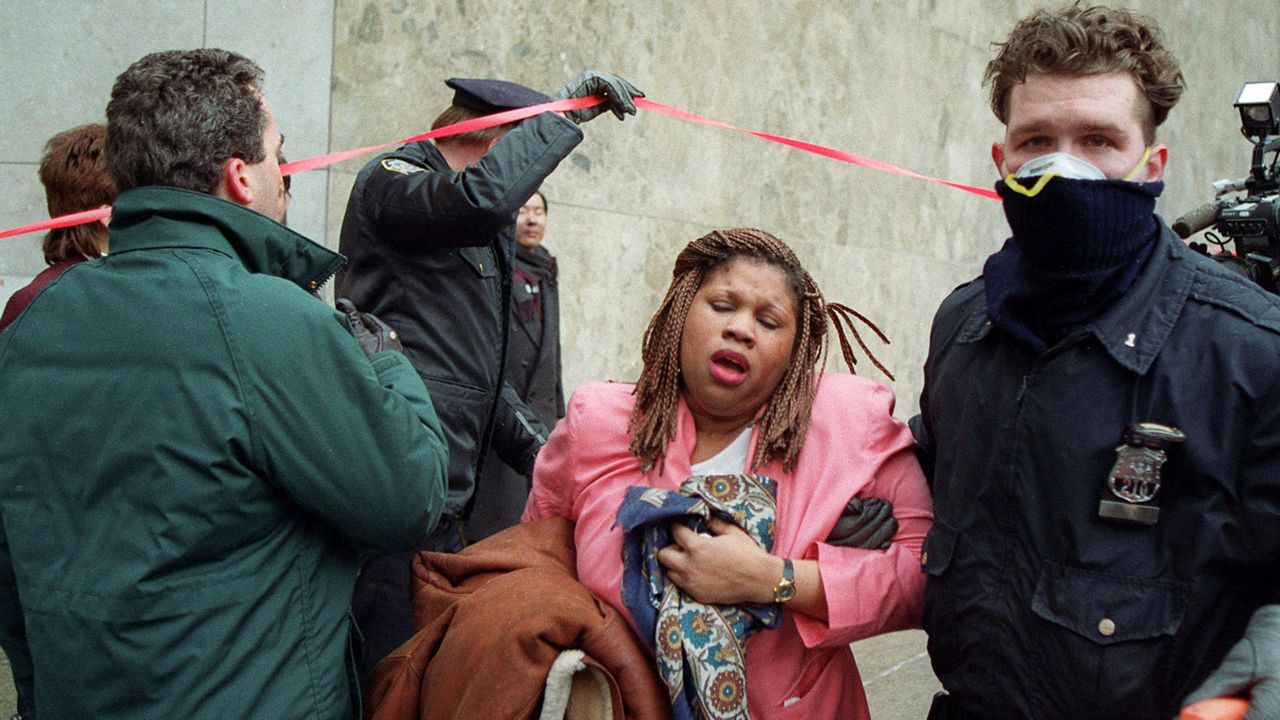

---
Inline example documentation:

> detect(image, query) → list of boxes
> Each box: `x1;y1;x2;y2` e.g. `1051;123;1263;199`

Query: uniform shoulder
921;276;986;345
355;143;437;185
936;277;984;317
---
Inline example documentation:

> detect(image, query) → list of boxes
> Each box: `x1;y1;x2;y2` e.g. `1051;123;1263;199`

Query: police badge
380;158;425;175
1098;422;1185;526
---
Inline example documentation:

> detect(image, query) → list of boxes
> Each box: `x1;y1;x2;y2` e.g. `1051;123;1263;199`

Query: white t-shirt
689;425;753;476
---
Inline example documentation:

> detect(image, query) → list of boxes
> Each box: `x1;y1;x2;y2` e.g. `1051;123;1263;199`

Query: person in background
0;48;448;719
337;70;643;686
912;5;1280;718
0;124;114;333
467;190;565;541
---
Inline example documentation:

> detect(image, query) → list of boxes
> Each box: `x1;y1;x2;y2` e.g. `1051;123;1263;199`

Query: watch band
773;558;796;603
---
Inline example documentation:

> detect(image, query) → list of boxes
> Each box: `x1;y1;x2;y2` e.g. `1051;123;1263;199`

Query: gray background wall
326;0;1280;414
6;1;1277;419
0;0;335;299
1;1;1277;717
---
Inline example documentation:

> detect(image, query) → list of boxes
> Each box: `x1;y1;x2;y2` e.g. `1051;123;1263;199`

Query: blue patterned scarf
615;474;781;720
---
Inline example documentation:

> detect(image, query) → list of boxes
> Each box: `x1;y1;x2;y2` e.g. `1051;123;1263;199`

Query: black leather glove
336;298;402;356
553;71;644;124
825;497;898;550
1182;604;1280;720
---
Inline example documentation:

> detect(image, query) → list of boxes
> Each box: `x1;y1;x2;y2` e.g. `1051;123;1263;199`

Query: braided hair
629;227;891;473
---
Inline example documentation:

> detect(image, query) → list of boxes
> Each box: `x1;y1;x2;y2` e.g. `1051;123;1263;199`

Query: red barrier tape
2;95;996;240
279;96;600;176
633;98;999;201
0;206;111;241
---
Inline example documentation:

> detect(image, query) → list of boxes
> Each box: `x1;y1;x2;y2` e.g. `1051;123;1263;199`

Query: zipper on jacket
307;257;346;293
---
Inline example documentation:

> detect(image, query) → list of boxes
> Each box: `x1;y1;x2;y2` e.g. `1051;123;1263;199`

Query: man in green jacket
0;49;448;719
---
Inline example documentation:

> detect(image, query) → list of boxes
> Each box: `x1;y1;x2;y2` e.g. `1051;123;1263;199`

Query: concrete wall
327;0;1280;417
0;0;334;306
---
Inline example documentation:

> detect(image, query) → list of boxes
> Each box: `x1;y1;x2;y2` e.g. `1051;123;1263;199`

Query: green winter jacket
0;187;448;719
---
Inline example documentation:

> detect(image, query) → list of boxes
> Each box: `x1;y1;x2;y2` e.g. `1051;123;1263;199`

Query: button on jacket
337;112;582;515
912;226;1280;719
0;187;449;719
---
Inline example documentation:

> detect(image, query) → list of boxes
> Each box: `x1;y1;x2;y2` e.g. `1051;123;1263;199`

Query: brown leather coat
366;517;669;720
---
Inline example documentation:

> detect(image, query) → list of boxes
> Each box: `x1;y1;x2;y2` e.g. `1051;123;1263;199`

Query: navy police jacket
911;225;1280;719
338;112;582;516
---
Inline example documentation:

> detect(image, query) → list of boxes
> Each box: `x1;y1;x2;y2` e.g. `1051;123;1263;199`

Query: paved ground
855;629;941;719
0;630;937;718
0;654;12;713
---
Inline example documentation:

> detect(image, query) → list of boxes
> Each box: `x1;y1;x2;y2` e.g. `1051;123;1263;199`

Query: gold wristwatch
773;558;796;603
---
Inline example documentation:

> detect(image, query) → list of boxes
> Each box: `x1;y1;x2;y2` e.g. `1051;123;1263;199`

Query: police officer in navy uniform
912;5;1280;719
467;190;565;542
337;71;643;686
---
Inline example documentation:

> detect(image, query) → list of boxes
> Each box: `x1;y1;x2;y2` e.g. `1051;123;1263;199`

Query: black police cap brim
445;78;552;114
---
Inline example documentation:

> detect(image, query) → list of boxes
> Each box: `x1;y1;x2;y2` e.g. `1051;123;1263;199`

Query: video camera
1174;81;1280;292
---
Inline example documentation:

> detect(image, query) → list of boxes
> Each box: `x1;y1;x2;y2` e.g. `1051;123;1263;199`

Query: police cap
444;78;551;114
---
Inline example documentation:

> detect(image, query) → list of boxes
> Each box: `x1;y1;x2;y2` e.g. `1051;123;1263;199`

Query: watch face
777;584;796;602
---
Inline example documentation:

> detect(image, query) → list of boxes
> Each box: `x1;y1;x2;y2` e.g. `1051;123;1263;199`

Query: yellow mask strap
1004;147;1153;195
1003;173;1058;197
1123;146;1152;182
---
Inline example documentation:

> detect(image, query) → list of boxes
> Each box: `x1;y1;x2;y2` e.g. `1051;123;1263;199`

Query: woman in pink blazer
525;227;932;719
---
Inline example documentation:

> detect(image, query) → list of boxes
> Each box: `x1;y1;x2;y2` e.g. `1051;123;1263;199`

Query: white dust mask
1014;152;1107;181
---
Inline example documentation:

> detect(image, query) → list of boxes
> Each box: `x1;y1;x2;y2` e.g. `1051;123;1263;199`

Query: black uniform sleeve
362;113;583;249
490;382;549;476
1240;365;1280;591
911;319;940;485
908;412;935;486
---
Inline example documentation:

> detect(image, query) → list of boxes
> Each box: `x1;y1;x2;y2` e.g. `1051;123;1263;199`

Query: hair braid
629;228;891;473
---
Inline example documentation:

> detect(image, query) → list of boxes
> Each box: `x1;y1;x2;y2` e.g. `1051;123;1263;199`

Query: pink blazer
524;373;933;719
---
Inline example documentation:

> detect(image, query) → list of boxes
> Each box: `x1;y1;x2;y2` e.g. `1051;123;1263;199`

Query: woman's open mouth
709;349;750;386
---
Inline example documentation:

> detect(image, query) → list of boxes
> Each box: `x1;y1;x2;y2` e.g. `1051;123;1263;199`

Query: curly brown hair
106;49;267;193
629;228;891;473
985;3;1185;143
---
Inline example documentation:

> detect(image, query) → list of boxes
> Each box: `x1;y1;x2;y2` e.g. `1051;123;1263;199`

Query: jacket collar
400;140;448;171
963;222;1192;375
1084;224;1191;374
108;186;345;292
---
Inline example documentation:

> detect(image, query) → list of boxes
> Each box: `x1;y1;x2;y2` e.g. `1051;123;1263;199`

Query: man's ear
219;157;254;206
991;142;1007;176
1144;144;1169;182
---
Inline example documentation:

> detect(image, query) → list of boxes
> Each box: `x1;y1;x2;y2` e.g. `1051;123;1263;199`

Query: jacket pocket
421;377;489;487
1029;562;1190;712
920;521;957;577
458;247;498;279
1031;562;1188;645
919;522;961;675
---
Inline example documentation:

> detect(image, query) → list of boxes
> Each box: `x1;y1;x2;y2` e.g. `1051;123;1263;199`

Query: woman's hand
657;517;781;605
658;517;830;620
